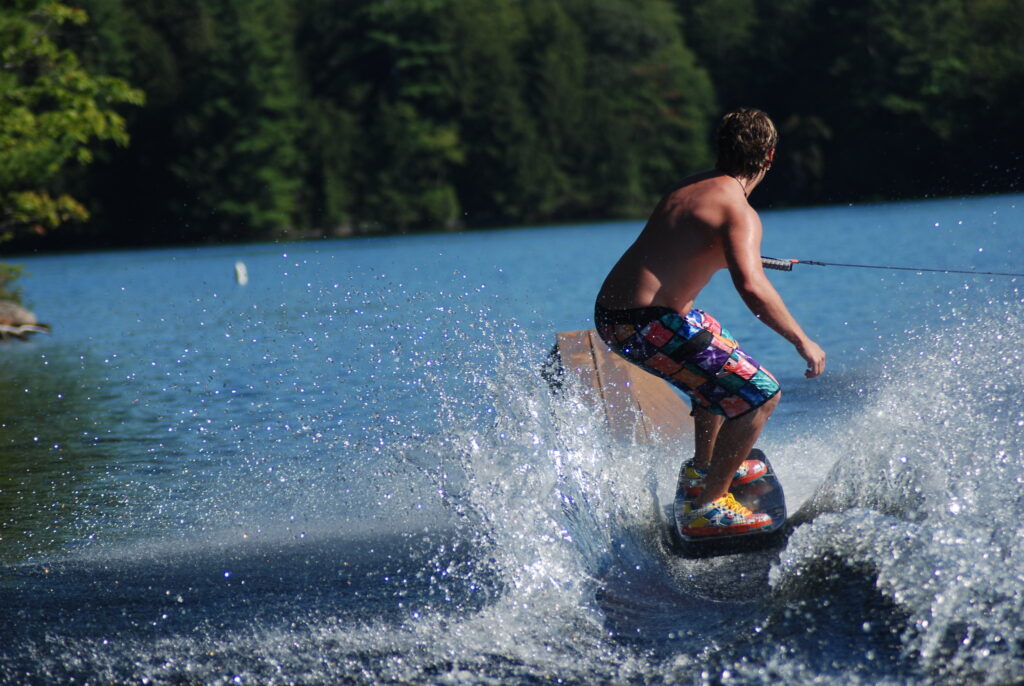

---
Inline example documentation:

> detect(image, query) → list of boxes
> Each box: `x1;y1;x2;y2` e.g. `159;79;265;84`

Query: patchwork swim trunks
594;303;780;419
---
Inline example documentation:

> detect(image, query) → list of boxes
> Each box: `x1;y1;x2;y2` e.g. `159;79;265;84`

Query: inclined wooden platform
552;329;693;445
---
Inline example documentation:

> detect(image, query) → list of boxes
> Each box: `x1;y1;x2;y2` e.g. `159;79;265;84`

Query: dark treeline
11;0;1024;251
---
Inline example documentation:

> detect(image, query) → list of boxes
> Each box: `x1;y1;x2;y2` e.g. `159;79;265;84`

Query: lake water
2;193;1023;684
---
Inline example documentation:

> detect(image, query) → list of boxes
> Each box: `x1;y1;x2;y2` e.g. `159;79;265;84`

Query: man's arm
722;210;826;378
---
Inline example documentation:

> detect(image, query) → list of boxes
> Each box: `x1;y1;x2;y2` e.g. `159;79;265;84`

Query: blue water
2;194;1023;684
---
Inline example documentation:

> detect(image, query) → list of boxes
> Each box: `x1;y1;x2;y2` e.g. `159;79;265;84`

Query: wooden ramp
551;329;693;445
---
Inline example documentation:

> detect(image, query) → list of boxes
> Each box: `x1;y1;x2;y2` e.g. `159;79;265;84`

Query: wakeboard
670;448;787;556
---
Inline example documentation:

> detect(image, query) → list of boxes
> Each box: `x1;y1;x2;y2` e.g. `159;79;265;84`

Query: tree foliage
0;1;142;241
69;0;717;243
1;0;1021;251
679;0;1024;204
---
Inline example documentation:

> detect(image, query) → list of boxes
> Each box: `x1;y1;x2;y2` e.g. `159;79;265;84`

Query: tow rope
761;256;1024;278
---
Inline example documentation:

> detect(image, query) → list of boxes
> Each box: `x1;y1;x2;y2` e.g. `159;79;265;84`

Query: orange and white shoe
680;493;773;537
681;459;767;499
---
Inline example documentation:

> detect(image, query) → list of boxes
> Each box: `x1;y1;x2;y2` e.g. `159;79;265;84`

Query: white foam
769;300;1024;683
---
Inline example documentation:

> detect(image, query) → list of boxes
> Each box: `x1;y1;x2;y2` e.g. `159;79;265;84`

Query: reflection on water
0;347;158;560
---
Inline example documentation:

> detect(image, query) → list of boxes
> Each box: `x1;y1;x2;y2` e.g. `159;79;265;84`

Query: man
594;108;825;537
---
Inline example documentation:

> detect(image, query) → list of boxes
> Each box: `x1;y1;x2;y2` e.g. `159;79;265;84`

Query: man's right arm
722;210;826;378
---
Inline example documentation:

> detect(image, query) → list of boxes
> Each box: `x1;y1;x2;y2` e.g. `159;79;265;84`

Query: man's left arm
723;211;826;378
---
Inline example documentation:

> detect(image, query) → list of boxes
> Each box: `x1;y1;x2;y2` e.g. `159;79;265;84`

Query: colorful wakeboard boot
680;458;767;500
680;493;773;538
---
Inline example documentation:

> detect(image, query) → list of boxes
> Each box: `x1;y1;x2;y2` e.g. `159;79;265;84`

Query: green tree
0;1;142;242
444;0;541;225
567;0;716;216
355;0;464;232
63;0;187;247
75;0;303;245
676;0;757;110
170;0;303;242
293;0;361;235
446;0;715;225
518;0;589;219
298;0;465;234
686;0;1024;204
950;0;1024;193
806;0;973;199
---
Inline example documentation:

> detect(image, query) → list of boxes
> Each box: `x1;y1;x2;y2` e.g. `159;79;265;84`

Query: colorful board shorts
594;303;781;419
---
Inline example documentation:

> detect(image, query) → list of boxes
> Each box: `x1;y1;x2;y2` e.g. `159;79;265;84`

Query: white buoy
234;261;249;286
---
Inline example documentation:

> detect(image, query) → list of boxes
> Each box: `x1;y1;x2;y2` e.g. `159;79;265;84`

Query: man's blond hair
715;108;778;178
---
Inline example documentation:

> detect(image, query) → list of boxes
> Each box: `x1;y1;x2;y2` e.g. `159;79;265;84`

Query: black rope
761;256;1024;278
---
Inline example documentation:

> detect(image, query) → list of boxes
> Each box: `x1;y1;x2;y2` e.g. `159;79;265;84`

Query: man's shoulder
661;175;754;228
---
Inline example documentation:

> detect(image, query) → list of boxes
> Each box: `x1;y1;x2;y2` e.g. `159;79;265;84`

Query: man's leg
691;406;723;471
693;392;780;508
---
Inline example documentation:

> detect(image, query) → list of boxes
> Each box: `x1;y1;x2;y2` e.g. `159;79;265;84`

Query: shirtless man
594;108;825;537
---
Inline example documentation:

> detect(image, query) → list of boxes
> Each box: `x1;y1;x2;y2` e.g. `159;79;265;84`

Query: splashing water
4;214;1024;684
1;296;681;684
772;296;1024;684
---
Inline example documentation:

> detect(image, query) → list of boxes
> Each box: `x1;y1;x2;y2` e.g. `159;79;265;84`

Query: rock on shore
0;301;51;340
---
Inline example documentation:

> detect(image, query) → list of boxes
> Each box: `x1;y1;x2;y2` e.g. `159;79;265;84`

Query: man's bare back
596;170;749;314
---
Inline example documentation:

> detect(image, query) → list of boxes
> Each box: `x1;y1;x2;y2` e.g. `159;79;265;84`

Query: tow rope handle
761;256;795;271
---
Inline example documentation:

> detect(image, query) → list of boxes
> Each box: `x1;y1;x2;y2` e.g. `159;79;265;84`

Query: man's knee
755;390;781;417
721;391;779;426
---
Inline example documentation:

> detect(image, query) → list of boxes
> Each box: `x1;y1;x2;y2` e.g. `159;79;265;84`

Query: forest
2;0;1022;255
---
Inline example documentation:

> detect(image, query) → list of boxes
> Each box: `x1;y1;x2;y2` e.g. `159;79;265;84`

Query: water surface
2;194;1023;684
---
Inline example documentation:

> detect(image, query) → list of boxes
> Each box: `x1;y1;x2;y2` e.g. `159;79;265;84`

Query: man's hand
797;340;826;378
